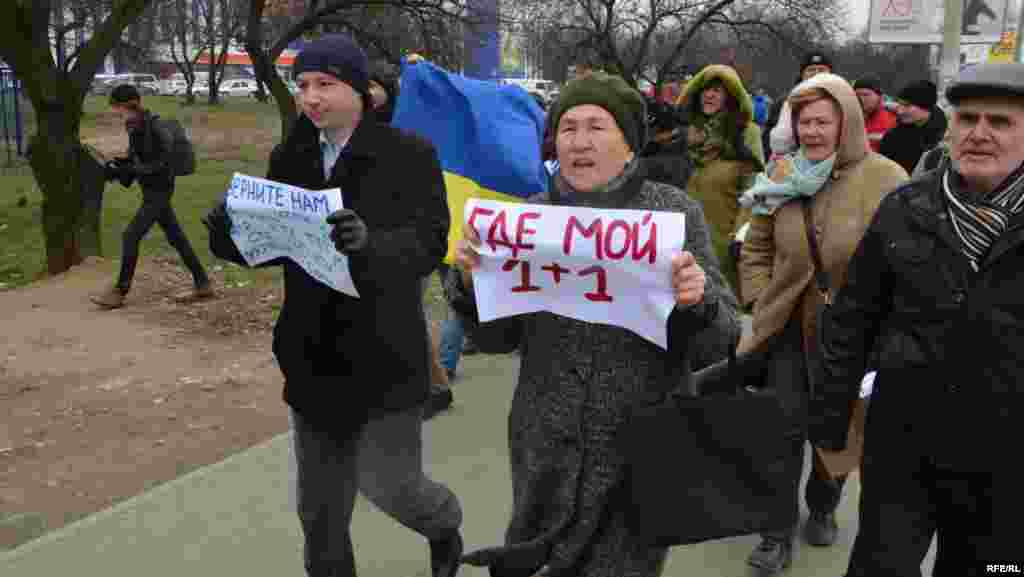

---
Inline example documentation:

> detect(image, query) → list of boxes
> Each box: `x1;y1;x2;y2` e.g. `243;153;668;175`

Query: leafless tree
511;0;846;89
243;0;468;141
195;0;247;104
0;0;155;274
45;0;161;75
160;0;204;103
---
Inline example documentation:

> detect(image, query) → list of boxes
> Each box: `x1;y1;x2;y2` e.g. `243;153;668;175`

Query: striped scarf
944;162;1024;271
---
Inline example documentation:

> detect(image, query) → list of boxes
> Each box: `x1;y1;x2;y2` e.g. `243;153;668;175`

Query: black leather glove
203;201;244;263
202;201;231;236
326;209;369;255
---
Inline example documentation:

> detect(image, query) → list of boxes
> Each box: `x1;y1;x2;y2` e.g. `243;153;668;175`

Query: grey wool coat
451;163;741;577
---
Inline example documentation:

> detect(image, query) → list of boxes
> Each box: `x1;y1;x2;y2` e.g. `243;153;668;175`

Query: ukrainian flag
391;58;549;263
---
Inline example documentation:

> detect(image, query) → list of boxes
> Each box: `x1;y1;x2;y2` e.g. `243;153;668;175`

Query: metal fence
1;64;26;166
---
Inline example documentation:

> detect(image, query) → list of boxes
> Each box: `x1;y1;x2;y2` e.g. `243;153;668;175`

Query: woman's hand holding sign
455;222;483;288
671;251;705;307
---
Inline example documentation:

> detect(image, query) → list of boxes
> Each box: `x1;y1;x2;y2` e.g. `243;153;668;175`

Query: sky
848;1;870;36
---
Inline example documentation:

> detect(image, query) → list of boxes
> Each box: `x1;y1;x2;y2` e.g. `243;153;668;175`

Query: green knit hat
549;71;647;153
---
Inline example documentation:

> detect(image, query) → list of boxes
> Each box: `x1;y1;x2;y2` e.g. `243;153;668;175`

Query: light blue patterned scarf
739;150;836;215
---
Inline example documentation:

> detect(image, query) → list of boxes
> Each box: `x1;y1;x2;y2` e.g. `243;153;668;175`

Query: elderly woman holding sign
449;72;739;577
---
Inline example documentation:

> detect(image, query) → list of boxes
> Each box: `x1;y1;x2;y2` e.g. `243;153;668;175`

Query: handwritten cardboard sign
225;173;358;298
466;198;685;349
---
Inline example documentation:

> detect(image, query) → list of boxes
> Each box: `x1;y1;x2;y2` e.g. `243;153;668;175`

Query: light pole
939;0;964;97
1016;0;1024;62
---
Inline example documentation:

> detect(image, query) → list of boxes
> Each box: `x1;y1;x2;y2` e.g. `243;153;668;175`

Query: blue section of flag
391;59;548;198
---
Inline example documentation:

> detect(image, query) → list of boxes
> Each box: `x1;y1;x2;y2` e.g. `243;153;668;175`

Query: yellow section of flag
443;172;526;264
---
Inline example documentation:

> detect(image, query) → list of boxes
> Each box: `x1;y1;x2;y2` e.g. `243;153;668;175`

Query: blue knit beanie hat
293;34;371;104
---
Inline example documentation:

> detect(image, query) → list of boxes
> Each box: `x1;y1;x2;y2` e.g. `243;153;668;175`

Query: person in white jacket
767;52;834;160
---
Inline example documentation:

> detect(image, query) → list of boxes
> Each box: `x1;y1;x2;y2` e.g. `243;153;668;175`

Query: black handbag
621;338;798;547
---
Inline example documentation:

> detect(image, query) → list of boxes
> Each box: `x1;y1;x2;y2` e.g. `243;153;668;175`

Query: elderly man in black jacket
202;35;462;577
814;63;1021;576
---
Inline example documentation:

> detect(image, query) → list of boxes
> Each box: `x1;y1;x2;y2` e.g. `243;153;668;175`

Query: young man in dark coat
879;79;948;175
91;84;213;309
202;34;462;577
814;62;1020;576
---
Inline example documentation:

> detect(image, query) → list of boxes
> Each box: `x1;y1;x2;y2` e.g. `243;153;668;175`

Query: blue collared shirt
319;130;350;181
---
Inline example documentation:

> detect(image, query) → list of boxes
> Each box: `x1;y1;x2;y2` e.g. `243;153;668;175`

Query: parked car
220;78;260;97
90;74;120;95
105;73;160;96
164;79;189;96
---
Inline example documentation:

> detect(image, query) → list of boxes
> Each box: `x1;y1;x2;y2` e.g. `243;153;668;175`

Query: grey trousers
291;406;462;577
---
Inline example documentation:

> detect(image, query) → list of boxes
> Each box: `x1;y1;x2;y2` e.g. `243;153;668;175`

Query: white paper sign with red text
466;198;685;349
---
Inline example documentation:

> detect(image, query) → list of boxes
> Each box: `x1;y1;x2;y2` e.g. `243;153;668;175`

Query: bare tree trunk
205;0;218;104
29;98;91;273
1;0;152;274
245;0;297;139
168;0;198;105
207;0;236;104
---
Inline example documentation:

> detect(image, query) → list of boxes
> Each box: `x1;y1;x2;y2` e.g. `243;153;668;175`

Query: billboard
869;0;1008;44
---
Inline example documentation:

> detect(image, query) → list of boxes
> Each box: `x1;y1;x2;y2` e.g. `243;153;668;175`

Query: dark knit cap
293;34;370;103
898;79;938;110
801;51;832;74
109;84;141;105
549;71;647;153
853;75;883;95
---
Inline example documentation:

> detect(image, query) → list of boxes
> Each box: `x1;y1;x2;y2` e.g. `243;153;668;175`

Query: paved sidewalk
1;352;935;576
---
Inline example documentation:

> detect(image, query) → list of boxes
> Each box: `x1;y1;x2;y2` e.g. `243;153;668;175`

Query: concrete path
1;352;935;576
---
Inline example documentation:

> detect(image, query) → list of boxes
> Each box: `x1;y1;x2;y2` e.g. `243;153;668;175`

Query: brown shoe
91;287;126;309
194;282;215;299
175;282;215;303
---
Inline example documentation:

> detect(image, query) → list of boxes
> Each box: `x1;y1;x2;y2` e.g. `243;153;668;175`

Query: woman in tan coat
736;74;908;575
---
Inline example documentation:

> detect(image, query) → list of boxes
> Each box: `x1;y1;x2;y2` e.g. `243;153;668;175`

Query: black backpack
148;116;196;176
